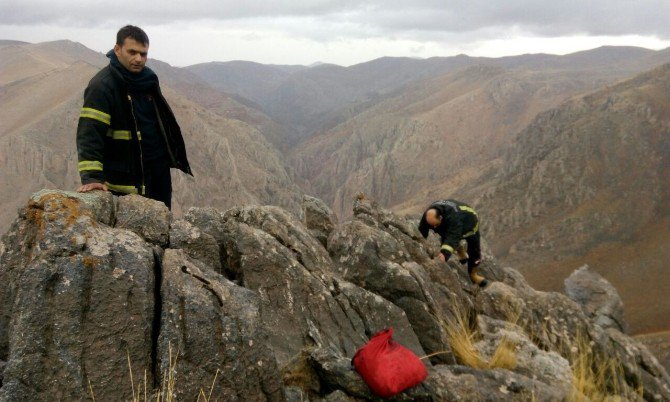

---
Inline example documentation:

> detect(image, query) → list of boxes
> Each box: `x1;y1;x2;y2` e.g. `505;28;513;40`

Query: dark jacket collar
106;49;158;93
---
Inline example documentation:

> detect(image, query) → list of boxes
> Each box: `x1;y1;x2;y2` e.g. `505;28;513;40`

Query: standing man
76;25;191;208
419;199;489;287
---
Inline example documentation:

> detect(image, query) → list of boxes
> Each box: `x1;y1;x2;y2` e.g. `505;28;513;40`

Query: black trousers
464;232;482;270
143;159;172;209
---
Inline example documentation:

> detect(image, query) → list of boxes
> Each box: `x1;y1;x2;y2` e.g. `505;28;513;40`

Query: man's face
114;38;148;74
426;209;442;228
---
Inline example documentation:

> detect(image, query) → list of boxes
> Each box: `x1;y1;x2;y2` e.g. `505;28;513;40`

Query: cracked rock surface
0;190;669;401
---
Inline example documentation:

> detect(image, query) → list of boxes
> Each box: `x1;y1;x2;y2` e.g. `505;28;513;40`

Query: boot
468;266;489;288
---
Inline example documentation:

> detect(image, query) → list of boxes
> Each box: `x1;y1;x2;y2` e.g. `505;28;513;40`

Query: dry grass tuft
488;335;517;370
439;302;517;370
442;304;488;369
89;344;219;401
567;333;639;402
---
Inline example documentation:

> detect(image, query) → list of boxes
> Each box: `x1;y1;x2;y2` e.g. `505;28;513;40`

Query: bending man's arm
439;217;462;262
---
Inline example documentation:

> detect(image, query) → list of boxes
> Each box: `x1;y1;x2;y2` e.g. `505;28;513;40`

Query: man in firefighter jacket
76;25;191;209
419;199;489;287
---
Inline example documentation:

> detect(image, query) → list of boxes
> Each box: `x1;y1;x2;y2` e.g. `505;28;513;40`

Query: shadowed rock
0;191;155;401
565;265;628;332
159;249;284;401
1;189;669;401
302;195;338;247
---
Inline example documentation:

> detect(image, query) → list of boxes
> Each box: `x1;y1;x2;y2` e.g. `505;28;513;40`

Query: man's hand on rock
77;182;108;193
438;253;446;263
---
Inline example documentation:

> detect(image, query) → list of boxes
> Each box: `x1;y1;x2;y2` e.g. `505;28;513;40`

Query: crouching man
419;199;489;287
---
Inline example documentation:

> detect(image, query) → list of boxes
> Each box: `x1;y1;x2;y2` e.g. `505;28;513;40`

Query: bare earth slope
467;64;670;334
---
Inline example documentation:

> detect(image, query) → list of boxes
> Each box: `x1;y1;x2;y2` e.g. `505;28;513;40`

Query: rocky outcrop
1;189;669;401
213;204;424;365
565;265;628;332
302;195;338;247
0;190;155;401
158;249;284;400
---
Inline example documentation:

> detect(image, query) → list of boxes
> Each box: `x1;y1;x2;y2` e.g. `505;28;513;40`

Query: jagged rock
424;365;568;401
169;219;222;274
327;197;475;364
183;206;228;244
564;265;628;332
215;205;423;366
115;194;171;247
637;332;670;375
0;191;155;401
476;280;593;353
475;315;573;398
30;189;115;226
159;249;284;401
2;190;670;401
303;195;339;247
331;279;424;356
476;271;670;400
605;328;670;401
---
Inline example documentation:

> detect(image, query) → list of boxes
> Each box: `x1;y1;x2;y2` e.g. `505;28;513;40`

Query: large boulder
158;249;284;401
564;265;628;332
115;194;171;247
194;204;424;367
30;189;115;225
169;219;222;274
0;191;155;401
183;206;228;244
302;195;338;247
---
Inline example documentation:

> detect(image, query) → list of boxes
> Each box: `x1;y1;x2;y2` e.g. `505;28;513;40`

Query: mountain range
1;39;669;335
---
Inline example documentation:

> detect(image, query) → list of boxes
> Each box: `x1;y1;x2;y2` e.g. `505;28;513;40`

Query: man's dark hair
116;25;149;46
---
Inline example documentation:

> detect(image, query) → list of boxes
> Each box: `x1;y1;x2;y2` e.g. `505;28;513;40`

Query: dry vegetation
87;345;220;402
439;301;517;370
566;332;642;402
439;301;643;401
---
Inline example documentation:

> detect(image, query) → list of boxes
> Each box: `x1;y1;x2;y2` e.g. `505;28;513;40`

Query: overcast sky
1;1;670;67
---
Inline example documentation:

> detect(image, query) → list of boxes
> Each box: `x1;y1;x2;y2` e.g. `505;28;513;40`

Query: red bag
352;328;428;398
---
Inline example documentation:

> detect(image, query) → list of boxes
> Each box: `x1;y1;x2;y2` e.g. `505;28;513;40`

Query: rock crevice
0;190;668;401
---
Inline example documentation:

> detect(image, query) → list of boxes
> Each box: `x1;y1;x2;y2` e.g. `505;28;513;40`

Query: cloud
1;1;669;66
2;0;670;39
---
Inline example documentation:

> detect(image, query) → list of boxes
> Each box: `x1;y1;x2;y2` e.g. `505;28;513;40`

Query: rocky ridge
0;189;668;401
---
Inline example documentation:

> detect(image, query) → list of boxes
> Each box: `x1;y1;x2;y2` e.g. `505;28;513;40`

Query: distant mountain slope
283;50;670;335
467;63;670;333
186;60;306;106
188;46;668;147
0;40;303;233
291;56;670;220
